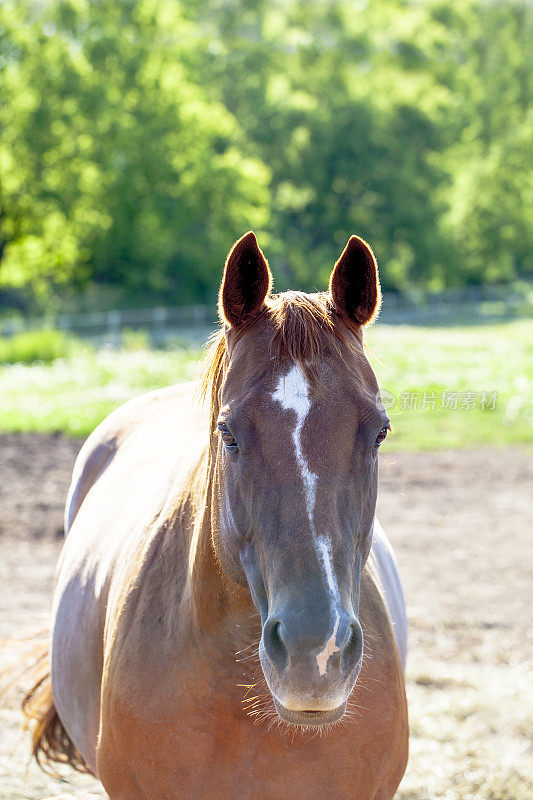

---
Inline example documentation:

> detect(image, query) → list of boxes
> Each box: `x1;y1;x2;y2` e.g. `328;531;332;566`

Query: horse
23;232;408;799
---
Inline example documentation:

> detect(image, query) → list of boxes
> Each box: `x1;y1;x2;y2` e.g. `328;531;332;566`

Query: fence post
107;310;122;347
152;307;167;346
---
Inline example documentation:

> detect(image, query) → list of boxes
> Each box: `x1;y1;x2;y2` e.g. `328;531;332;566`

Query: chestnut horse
24;232;408;799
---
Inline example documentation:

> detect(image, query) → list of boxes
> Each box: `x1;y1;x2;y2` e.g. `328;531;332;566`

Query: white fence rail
0;285;531;345
0;304;218;346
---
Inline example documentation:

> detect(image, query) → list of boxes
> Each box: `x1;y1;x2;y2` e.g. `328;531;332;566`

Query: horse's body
28;233;409;799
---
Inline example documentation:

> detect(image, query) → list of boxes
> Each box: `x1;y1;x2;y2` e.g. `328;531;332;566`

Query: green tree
0;0;271;307
431;0;532;283
0;0;530;309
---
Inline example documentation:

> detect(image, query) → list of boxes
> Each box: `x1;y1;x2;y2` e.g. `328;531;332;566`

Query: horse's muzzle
259;607;363;724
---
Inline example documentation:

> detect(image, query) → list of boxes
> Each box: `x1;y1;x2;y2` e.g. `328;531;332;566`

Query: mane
199;291;365;429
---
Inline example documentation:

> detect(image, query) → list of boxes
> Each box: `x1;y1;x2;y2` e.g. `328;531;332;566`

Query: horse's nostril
270;621;288;663
263;618;289;672
341;621;363;672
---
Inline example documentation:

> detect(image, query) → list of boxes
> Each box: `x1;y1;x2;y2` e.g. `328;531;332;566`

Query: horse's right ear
329;235;381;327
219;231;272;328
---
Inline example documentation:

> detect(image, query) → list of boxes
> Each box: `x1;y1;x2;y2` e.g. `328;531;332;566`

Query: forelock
199;290;364;426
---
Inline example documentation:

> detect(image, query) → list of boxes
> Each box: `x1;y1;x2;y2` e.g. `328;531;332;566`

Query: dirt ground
0;434;531;799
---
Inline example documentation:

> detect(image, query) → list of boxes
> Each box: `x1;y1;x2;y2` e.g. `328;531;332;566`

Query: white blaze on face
272;364;317;521
272;364;342;673
316;537;338;597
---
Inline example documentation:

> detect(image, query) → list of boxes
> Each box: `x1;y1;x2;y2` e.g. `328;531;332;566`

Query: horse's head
208;231;388;727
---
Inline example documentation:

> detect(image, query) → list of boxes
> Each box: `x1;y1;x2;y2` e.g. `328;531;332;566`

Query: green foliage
0;328;80;364
120;328;151;351
0;345;201;435
0;321;530;449
366;319;533;450
0;0;531;307
0;0;270;306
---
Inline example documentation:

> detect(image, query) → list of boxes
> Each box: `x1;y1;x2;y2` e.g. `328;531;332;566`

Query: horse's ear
329;236;381;326
219;231;272;328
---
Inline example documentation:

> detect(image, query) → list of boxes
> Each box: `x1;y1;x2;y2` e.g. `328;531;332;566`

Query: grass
365;319;532;450
0;328;77;364
0;346;201;436
0;319;531;448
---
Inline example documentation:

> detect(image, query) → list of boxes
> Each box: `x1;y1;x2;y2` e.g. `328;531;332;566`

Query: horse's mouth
273;698;347;727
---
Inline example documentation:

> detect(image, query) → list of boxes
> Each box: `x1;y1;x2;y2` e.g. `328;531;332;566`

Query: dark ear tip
345;234;375;260
227;231;262;265
235;230;258;249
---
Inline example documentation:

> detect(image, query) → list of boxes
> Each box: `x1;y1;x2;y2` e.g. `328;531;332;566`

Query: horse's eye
217;422;239;454
374;425;390;448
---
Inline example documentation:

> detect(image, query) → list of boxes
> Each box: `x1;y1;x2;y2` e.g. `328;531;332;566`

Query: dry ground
0;434;531;799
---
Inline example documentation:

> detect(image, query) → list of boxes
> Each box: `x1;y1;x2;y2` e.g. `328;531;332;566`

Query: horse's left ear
329;236;381;326
219;231;272;328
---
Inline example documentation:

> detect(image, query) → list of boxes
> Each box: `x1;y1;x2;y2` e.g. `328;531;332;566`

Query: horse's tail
3;633;92;775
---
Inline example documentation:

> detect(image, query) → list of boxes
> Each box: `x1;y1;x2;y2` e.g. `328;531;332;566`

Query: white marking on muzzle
272;365;340;600
316;613;341;676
